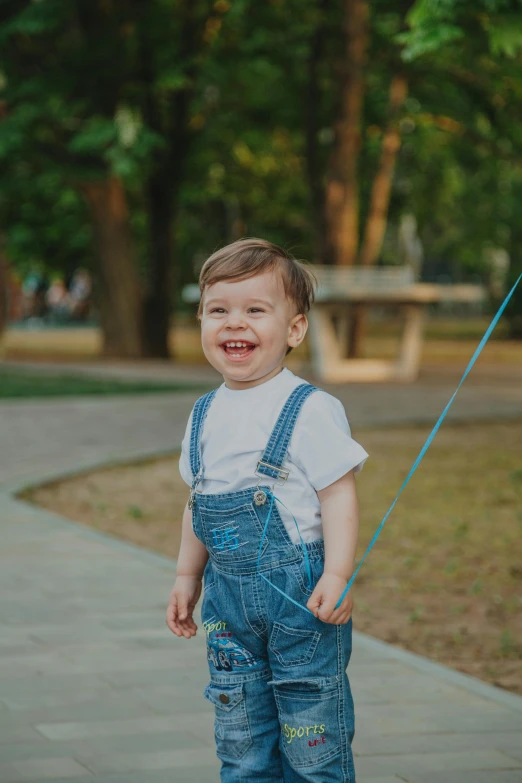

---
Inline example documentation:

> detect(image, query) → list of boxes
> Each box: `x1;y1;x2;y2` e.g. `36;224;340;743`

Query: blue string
255;274;522;615
256;489;316;616
334;273;522;610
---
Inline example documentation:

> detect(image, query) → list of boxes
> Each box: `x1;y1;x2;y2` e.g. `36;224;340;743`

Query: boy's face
200;269;308;390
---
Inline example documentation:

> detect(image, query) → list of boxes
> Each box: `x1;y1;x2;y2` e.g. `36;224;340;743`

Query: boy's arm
166;499;209;639
176;499;209;578
319;469;359;581
306;469;359;624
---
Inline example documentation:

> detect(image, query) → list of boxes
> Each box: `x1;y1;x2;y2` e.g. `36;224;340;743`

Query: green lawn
0;368;213;399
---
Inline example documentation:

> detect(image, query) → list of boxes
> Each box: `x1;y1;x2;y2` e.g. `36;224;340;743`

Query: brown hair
197;238;317;355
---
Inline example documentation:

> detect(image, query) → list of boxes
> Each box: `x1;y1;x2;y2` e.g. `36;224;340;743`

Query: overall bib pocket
203;682;253;760
199;502;268;564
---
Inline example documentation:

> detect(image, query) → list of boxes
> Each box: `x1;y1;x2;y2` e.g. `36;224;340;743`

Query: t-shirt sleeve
289;391;369;491
178;409;194;487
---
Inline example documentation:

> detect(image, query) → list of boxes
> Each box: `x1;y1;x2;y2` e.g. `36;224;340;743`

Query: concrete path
1;360;522;782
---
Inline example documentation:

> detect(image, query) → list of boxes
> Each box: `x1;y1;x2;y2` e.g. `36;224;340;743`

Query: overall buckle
255;459;289;486
253;461;289;506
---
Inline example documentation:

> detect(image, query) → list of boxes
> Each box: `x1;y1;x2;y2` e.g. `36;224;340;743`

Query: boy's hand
306;572;353;625
166;575;202;638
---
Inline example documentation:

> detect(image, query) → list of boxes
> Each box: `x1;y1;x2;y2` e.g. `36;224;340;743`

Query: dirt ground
24;419;522;696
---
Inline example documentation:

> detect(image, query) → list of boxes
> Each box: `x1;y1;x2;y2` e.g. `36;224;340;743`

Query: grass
0;367;213;399
23;418;522;696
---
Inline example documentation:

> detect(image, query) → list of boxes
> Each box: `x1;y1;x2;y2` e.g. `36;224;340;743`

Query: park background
0;3;522;781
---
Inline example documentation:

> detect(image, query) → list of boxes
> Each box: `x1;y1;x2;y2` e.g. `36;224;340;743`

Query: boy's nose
225;315;247;328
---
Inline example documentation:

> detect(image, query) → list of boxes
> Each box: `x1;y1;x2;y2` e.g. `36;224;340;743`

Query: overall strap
256;383;321;484
255;382;322;610
189;388;218;485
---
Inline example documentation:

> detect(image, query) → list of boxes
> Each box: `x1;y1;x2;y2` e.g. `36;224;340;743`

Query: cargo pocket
203;682;253;760
269;622;321;668
273;678;341;768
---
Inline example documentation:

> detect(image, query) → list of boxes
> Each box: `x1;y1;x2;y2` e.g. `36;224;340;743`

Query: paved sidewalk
2;359;522;493
1;361;522;782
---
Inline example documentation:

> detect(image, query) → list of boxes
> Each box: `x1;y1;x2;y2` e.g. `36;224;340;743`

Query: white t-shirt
178;366;369;545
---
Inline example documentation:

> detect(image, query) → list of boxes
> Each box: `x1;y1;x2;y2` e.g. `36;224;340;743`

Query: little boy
166;238;368;782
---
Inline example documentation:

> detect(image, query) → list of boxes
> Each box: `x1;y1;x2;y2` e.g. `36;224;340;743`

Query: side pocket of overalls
273;678;342;768
203;682;253;761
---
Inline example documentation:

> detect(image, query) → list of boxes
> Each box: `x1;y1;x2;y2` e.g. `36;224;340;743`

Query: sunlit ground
10;315;522;692
22;418;522;696
4;317;522;366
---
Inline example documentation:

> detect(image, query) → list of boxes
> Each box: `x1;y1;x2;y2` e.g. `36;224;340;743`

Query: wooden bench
307;266;486;382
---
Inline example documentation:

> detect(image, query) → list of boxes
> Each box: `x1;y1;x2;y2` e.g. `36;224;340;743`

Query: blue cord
334;273;522;609
255;274;521;616
256;488;316;615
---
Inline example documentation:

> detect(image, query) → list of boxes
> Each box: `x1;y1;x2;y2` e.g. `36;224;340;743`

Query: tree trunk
0;250;7;357
142;119;190;359
137;1;230;358
81;177;144;358
138;9;196;360
359;74;408;267
348;74;407;358
324;0;369;267
142;173;174;359
305;0;329;262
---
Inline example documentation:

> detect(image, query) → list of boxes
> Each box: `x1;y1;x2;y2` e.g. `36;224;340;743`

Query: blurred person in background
68;268;92;322
46;276;70;323
22;271;49;321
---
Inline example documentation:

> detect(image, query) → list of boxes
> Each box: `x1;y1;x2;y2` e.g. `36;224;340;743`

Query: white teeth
222;340;256;358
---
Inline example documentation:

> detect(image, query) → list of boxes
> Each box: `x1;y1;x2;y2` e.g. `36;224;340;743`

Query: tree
319;1;412;355
399;0;522;337
0;0;230;358
1;0;520;356
318;0;522;354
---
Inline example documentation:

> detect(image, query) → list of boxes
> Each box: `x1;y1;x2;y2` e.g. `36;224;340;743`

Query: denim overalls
188;382;356;783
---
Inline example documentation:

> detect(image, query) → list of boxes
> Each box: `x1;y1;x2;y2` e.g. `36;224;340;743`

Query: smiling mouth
221;343;257;360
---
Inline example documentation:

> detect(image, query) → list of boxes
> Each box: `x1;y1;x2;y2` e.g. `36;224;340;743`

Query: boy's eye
209;308;263;313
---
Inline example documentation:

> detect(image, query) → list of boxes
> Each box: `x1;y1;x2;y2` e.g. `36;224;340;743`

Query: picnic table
181;266;487;383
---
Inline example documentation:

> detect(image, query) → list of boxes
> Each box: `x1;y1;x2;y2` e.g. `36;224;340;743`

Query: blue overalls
188;382;356;783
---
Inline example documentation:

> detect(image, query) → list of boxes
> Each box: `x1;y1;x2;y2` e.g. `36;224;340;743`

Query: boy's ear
288;313;308;350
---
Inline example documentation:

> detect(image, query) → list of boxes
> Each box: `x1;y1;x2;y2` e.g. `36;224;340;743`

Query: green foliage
487;15;522;57
68;118;118;156
1;0;521;338
401;0;522;60
0;0;65;39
